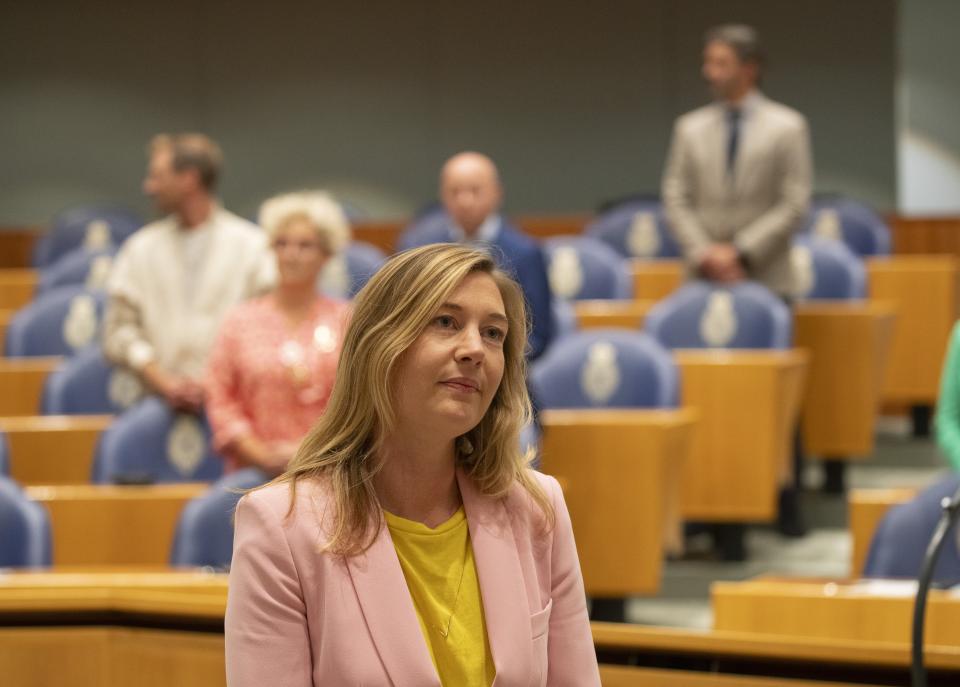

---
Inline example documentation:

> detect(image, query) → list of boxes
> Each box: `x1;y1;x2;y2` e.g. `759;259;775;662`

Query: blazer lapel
459;470;535;686
346;520;440;686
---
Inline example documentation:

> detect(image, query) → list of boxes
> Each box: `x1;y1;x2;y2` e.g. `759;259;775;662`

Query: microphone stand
912;485;960;687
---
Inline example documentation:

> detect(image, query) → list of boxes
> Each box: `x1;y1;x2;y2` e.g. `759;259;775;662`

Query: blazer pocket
530;598;553;640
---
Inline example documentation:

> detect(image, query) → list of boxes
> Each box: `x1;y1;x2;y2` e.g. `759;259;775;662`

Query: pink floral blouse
205;295;351;471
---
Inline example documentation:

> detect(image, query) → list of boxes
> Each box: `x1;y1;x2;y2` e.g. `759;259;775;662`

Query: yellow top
385;506;495;687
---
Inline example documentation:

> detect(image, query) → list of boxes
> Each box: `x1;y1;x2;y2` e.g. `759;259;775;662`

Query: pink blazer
225;469;600;686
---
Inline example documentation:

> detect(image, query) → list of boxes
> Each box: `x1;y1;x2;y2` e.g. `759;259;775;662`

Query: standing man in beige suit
662;23;812;297
661;25;813;553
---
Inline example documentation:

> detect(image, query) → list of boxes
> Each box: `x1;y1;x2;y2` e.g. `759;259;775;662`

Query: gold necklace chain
437;539;470;639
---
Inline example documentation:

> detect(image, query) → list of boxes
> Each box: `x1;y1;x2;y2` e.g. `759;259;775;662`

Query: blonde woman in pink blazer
226;244;600;686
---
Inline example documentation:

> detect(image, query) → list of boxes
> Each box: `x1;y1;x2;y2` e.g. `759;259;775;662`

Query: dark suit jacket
397;215;554;360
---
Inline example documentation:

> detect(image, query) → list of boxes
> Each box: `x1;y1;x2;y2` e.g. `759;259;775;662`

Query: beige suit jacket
661;92;812;295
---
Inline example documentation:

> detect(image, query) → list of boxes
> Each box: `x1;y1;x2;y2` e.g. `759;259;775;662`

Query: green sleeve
935;322;960;470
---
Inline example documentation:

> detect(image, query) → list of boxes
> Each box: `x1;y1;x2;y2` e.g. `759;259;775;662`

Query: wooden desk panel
794;302;896;458
867;256;960;404
0;228;41;269
713;577;960;647
1;414;112;484
600;666;885;687
0;308;12;356
890;216;960;257
515;214;589;240
540;409;696;596
675;350;808;521
0;357;60;416
573;299;654;330
0;268;38;310
849;488;916;577
25;484;208;566
630;259;684;301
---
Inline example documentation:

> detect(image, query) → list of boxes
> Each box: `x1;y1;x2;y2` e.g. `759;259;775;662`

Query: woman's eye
484;327;506;341
435;315;456;328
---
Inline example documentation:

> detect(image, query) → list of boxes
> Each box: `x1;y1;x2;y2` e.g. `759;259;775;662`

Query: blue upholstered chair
531;329;679;409
33;205;142;268
863;474;960;584
41;345;145;415
4;286;106;357
644;281;792;350
170;468;269;568
803;197;891;257
91;397;223;484
790;236;866;300
585;199;682;259
0;475;52;567
542;236;633;301
319;241;387;298
36;246;118;296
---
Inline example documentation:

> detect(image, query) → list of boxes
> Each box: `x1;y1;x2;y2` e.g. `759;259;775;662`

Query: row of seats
5;232;863;360
0;467;267;569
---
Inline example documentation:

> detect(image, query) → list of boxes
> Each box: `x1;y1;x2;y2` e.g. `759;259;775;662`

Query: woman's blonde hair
277;243;553;555
258;190;350;255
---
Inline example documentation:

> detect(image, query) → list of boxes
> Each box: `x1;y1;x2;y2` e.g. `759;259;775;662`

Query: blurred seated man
205;191;351;476
103;133;272;413
397;152;553;360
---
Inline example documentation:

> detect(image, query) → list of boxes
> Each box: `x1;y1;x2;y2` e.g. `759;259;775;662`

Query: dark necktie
726;108;742;175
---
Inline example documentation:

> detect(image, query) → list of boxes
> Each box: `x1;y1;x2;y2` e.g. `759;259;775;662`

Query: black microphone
911;482;960;687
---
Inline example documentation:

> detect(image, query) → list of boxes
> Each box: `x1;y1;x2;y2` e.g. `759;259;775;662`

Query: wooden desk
593;621;960;685
675;350;808;521
2;571;960;686
0;356;60;416
713;576;960;647
25;484;208;566
849;488;917;577
0;414;112;484
867;255;960;405
794;302;896;458
0;267;38;311
573;299;655;330
540;408;696;596
630;258;684;301
0;570;227;687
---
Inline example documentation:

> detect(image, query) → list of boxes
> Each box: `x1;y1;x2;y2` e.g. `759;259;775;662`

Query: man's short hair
149;133;223;191
704;24;764;68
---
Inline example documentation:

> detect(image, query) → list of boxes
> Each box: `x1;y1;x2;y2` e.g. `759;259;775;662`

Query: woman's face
392;271;508;441
272;216;329;288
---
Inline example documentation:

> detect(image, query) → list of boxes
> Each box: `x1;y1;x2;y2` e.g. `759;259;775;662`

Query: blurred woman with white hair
205;191;352;475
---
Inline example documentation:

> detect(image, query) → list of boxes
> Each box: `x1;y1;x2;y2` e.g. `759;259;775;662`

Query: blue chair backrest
0;433;8;476
0;475;52;567
791;236;866;300
5;286;106;357
42;345;145;415
33;205;142;267
397;206;451;250
91;397;224;484
169;468;269;568
319;241;387;298
36;246;118;296
585;199;682;259
531;329;679;409
863;474;960;584
644;281;792;350
551;298;577;342
803;197;891;257
543;236;633;301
